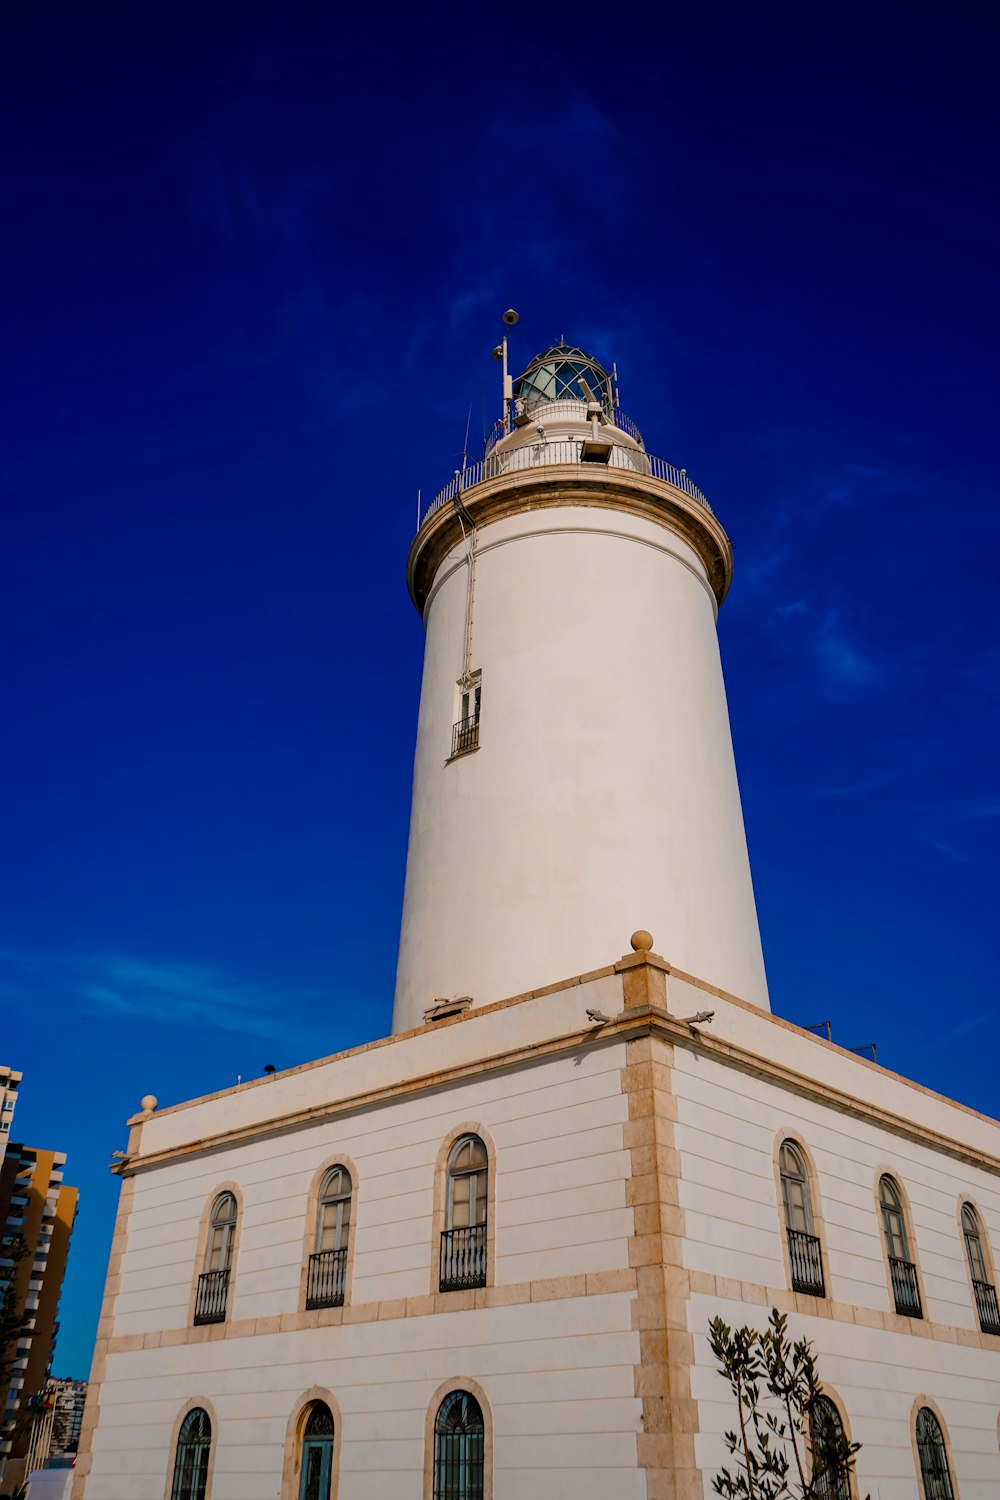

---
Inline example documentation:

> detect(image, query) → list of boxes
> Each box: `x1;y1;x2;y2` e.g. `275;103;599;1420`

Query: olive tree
708;1308;867;1500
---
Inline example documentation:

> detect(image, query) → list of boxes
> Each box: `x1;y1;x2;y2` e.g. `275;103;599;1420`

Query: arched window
307;1168;352;1309
440;1135;488;1291
433;1390;484;1500
810;1395;851;1500
879;1176;922;1317
915;1407;954;1500
780;1141;824;1296
206;1192;237;1272
298;1402;335;1500
961;1203;1000;1333
195;1193;237;1324
170;1407;211;1500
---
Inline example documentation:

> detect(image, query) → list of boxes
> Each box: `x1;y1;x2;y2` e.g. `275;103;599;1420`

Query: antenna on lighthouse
492;309;519;434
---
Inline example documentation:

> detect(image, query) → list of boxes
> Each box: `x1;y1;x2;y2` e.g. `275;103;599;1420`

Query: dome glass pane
514;342;613;412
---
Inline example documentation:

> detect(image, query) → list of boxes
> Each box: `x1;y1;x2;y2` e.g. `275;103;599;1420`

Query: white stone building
76;335;1000;1500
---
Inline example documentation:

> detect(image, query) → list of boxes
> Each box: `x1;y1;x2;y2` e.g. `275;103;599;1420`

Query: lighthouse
392;321;769;1032
82;314;1000;1500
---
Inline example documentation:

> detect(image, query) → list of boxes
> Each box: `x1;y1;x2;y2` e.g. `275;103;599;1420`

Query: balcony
439;1224;487;1291
889;1256;922;1317
305;1247;347;1310
420;442;712;531
193;1268;229;1325
451;715;480;757
787;1228;825;1297
973;1279;1000;1335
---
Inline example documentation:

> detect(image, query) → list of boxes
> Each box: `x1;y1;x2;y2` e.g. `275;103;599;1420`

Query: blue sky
2;1;998;1376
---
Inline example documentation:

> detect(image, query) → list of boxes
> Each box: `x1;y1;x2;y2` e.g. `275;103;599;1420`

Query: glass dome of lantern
513;341;615;415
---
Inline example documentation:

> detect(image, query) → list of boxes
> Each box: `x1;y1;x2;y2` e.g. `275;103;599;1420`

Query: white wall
86;1036;642;1498
90;1294;644;1500
115;1040;632;1336
393;501;768;1032
672;1040;1000;1497
689;1290;1000;1500
86;978;1000;1498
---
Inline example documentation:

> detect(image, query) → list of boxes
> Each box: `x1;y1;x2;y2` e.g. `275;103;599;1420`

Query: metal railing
193;1268;229;1325
612;404;644;443
889;1256;922;1318
306;1247;347;1310
420;441;712;530
973;1278;1000;1335
451;715;480;757
787;1228;825;1297
484;401;644;456
484;414;507;455
440;1224;487;1291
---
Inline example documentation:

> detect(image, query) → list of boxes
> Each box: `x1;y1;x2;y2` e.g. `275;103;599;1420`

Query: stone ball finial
140;1094;158;1114
630;930;654;953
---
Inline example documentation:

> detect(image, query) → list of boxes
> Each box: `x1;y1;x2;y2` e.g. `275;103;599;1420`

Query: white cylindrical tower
392;337;768;1033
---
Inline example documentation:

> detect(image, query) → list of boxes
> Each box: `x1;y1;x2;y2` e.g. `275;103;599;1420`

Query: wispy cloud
0;945;319;1042
943;1009;996;1043
915;796;1000;866
764;592;880;694
928;840;972;864
812;768;903;800
814;607;879;688
926;796;1000;824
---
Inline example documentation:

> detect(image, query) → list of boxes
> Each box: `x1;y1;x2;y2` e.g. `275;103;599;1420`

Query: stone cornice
406;466;734;612
118;989;1000;1183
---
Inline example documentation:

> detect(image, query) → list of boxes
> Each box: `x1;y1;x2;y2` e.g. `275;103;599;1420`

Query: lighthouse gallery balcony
420;436;713;530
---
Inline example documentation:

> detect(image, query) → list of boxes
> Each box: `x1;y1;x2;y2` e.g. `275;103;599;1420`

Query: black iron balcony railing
439;1223;487;1291
193;1268;229;1325
889;1256;922;1318
451;715;480;757
973;1278;1000;1335
306;1247;347;1310
787;1228;825;1297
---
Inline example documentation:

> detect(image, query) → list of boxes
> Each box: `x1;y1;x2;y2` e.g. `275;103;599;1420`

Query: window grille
306;1247;347;1310
299;1402;335;1500
786;1227;825;1297
809;1396;851;1500
915;1407;954;1500
193;1269;229;1325
170;1408;211;1500
433;1390;484;1500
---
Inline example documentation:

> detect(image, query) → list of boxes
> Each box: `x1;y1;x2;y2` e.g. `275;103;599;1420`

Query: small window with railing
440;1134;488;1291
451;674;481;758
307;1166;352;1310
961;1202;1000;1335
779;1140;825;1297
879;1175;922;1318
194;1192;237;1325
